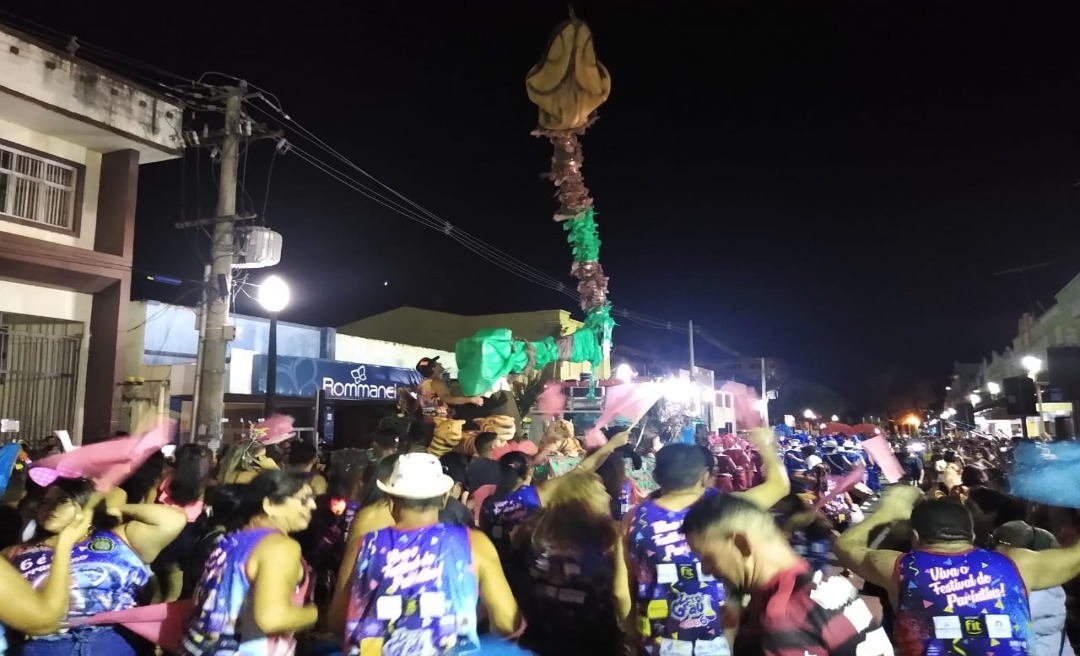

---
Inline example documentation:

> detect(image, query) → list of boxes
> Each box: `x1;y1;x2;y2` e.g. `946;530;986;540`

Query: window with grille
0;144;78;231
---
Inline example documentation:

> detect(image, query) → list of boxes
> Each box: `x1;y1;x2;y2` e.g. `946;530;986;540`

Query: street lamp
614;363;634;383
830;414;839;422
1022;356;1045;438
969;393;981;406
803;409;816;420
257;275;290;418
987;381;1000;396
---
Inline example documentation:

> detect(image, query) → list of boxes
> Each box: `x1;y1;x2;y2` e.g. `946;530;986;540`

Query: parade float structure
454;17;615;402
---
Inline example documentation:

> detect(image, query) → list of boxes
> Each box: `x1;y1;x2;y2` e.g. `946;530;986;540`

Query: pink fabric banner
862;435;904;483
70;600;192;650
811;464;866;513
30;420;176;492
583;381;665;448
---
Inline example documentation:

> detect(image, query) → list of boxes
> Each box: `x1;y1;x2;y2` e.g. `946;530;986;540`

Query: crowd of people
1;415;1080;656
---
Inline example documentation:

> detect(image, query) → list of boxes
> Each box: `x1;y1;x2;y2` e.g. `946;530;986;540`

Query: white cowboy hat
377;453;455;499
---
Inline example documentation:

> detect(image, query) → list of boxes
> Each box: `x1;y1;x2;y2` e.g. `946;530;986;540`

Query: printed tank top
627;487;729;656
345;523;479;656
895;548;1034;656
521;537;619;646
10;529;149;622
180;528;310;656
479;485;541;554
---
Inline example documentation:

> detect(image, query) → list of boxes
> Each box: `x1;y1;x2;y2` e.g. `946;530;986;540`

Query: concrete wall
0;117;101;248
0;27;181;157
0;278;92;439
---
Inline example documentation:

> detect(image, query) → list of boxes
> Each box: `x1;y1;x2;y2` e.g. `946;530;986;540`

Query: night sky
7;1;1080;410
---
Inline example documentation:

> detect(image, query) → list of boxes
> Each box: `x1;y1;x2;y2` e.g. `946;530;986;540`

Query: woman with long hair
179;470;318;656
511;471;631;656
4;477;186;656
479;452;542;557
160;444;214;521
298;448;369;612
155;444;215;601
216;440;278;485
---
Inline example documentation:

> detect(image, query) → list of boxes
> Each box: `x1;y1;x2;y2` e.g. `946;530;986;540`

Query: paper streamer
861;435;904;483
811;464;866;513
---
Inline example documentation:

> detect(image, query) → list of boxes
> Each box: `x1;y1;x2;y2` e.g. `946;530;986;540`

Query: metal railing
0;144;77;231
0;327;81;449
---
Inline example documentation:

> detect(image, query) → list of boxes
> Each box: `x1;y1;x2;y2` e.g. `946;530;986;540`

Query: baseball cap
416;356;441;377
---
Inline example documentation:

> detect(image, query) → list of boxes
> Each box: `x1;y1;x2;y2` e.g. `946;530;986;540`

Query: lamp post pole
265;311;279;419
257;275;290;420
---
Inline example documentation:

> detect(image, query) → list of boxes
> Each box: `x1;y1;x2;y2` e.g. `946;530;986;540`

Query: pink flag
70;600;192;650
811;464;866;513
31;420;175;492
862;435;904;483
583;381;665;448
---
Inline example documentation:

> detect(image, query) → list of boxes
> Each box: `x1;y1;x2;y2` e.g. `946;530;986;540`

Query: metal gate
0;327;81;448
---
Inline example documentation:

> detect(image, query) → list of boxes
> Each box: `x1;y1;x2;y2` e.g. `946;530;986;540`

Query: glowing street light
803;409;816;420
614;363;634;382
969;393;981;406
830;414;839;422
987;382;1000;395
1022;356;1045;437
257;275;291;313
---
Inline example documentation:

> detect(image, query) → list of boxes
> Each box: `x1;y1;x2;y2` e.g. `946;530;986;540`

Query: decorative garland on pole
455;16;614;397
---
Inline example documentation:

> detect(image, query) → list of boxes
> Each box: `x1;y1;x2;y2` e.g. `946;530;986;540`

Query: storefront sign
252;355;423;401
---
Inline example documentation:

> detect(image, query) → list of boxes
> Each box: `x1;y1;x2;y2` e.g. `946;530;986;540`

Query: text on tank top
345;523;480;656
627;487;728;655
612;480;633;521
180;527;310;656
480;485;541;549
10;530;149;621
895;548;1034;656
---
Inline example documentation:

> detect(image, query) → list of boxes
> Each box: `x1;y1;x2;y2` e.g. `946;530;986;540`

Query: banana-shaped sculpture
526;19;611;131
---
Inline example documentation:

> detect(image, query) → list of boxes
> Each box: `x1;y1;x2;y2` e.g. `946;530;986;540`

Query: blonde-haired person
510;471;632;656
216;440;279;485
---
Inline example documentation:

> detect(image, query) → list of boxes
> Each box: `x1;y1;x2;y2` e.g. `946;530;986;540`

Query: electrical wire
258;114;747;355
0;12;748;358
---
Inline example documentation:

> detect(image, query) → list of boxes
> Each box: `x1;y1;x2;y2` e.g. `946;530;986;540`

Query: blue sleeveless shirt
10;530;149;622
180;528;309;656
479;485;541;553
345;523;480;656
627;487;729;656
895;548;1034;656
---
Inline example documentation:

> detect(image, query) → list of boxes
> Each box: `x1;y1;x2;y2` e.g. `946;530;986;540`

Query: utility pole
194;86;244;448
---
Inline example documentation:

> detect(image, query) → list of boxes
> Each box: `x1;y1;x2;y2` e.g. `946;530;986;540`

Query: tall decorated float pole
453;15;613;405
526;16;614;370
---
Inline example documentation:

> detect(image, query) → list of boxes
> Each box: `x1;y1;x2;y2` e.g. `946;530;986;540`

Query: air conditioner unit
234;227;283;269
